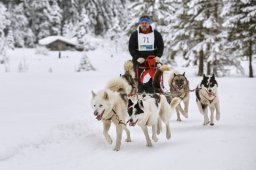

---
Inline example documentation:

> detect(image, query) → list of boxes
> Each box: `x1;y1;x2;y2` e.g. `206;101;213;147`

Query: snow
0;46;256;170
38;36;77;46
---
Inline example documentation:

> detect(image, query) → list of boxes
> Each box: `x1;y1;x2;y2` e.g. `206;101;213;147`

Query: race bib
138;29;154;51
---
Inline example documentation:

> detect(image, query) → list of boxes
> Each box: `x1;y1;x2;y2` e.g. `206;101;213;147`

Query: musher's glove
155;56;160;63
137;58;145;63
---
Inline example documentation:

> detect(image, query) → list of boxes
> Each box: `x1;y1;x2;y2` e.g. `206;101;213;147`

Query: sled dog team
91;60;221;151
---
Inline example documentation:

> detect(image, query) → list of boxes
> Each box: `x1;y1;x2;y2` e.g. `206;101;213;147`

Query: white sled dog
127;93;181;147
195;74;220;126
91;77;132;151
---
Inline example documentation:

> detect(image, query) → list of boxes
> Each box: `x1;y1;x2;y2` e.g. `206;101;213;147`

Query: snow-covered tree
58;0;80;35
9;3;30;47
77;54;96;72
76;8;92;45
48;0;62;35
221;0;256;78
169;0;223;76
0;2;11;65
24;0;52;42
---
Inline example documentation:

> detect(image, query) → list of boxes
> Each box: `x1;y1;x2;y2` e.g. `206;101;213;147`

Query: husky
91;76;132;151
195;74;220;126
120;60;137;95
168;72;190;121
127;93;181;147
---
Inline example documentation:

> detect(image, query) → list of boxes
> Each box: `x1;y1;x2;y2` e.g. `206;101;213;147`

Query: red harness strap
138;55;157;83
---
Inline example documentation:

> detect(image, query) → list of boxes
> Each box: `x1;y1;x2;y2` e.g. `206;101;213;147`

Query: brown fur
168;72;190;121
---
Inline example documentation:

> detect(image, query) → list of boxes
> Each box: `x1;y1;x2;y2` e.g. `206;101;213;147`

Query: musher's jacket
129;26;164;64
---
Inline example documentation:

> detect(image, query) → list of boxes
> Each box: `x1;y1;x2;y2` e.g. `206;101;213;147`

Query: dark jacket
128;26;164;64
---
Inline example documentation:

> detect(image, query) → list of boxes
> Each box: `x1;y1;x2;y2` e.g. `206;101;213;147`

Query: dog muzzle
95;110;105;121
128;119;138;126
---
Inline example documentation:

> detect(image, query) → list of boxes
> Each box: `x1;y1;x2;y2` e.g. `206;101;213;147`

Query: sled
135;55;163;93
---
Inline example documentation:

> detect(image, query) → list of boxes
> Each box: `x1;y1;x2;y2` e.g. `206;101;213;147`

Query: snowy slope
0;47;256;170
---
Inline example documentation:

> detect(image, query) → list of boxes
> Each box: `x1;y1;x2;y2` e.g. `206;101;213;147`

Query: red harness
137;55;157;83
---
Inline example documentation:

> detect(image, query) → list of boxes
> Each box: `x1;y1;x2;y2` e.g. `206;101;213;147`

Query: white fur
105;77;132;94
196;85;221;126
128;94;181;146
91;79;132;151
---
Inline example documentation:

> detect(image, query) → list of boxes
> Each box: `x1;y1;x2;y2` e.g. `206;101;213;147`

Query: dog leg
215;102;220;121
196;101;209;125
203;108;210;125
157;118;162;135
122;125;131;142
210;106;215;126
103;120;112;144
166;122;171;140
114;124;123;151
166;123;171;140
152;124;158;142
176;107;182;121
141;126;152;147
184;98;189;118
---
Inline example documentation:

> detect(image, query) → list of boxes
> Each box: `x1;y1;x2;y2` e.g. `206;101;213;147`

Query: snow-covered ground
0;46;256;170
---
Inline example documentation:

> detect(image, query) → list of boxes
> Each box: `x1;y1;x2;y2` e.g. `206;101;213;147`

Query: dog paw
113;146;120;151
146;142;153;147
216;114;220;121
203;121;210;125
166;132;171;140
184;112;188;118
177;118;182;121
210;123;214;126
125;138;132;142
106;137;113;144
152;136;158;142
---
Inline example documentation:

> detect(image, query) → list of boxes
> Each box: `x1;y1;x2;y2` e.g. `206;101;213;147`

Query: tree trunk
207;61;212;75
198;50;204;76
248;39;253;78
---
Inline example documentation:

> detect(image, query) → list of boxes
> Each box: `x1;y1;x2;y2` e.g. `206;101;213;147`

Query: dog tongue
96;115;102;121
129;122;136;126
208;92;214;97
96;111;104;121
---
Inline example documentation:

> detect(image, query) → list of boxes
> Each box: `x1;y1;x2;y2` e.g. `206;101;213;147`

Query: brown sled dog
168;72;190;121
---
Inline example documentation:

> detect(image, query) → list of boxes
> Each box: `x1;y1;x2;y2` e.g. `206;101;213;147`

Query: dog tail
105;77;130;94
153;65;170;93
124;60;133;72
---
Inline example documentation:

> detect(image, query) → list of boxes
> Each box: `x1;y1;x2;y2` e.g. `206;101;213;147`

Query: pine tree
8;3;30;47
77;54;96;72
222;0;256;77
0;2;11;64
48;0;62;35
24;0;52;42
169;0;223;76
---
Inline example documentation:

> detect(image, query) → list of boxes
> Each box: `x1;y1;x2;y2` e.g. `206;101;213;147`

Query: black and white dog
127;94;181;147
195;74;220;126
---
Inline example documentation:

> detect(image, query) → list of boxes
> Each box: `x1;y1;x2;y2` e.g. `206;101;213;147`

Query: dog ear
183;72;185;76
174;73;177;77
212;74;215;78
128;99;133;107
103;91;108;100
91;91;96;98
203;74;206;78
138;100;144;109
